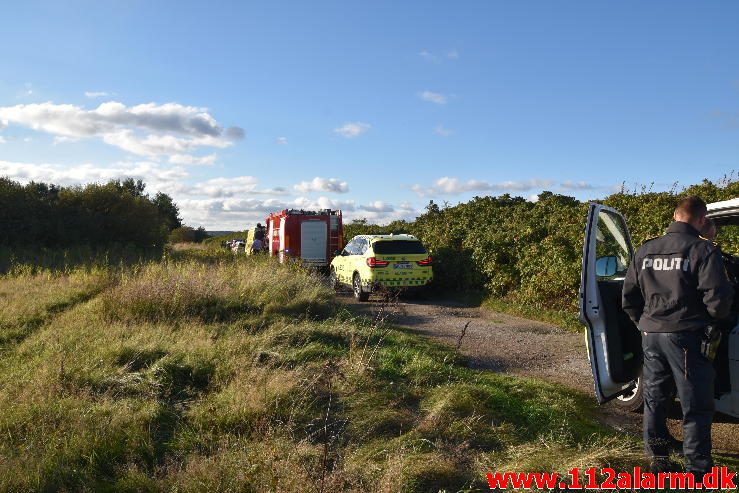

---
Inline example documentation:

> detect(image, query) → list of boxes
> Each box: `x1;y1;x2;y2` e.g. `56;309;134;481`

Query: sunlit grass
0;267;112;347
7;250;729;491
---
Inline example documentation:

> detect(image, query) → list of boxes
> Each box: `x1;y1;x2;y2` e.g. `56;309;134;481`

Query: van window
594;210;631;279
372;240;427;255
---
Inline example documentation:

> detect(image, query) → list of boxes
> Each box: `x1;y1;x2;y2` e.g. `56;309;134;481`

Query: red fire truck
265;209;344;267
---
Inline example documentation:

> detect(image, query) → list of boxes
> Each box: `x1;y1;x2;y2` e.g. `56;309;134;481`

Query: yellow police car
329;234;433;301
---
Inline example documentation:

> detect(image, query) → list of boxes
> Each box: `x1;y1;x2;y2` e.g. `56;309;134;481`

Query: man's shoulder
636;234;663;253
640;234;661;245
691;236;719;254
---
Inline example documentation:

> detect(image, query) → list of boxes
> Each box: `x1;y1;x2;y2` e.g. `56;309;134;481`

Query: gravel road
340;293;739;455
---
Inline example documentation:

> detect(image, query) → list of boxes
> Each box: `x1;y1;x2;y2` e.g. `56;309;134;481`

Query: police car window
373;240;427;255
350;239;362;255
351;239;366;255
595;210;631;279
358;239;369;255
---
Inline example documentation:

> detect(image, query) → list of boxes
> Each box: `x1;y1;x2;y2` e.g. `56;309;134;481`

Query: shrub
346;176;739;322
0;177;177;249
169;226;209;244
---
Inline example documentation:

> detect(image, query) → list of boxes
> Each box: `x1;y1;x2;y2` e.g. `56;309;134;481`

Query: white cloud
100;130;232;157
0;136;5;144
176;198;283;230
412;176;554;196
348;201;422;225
434;125;453;137
190;176;259;198
0;101;243;162
183;176;288;198
168;153;217;166
294;196;356;211
419;90;447;105
0;159;188;191
176;196;357;230
53;136;79;144
84;91;110;98
334;122;371;138
294;177;349;194
419;49;459;62
276;136;288;145
181;195;415;229
559;180;595;191
360;201;394;213
496;179;553;191
419;50;439;63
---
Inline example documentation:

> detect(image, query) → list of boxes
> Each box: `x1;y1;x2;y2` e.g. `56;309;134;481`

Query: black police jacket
622;221;734;332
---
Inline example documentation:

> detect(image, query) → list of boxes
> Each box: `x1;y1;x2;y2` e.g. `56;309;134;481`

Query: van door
301;220;328;265
580;203;641;403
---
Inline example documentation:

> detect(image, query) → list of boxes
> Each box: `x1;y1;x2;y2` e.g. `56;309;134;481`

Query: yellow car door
335;239;356;284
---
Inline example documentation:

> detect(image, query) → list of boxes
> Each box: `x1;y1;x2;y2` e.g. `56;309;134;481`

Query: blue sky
1;1;738;229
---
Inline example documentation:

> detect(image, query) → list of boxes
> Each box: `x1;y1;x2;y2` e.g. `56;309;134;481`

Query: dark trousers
642;330;715;474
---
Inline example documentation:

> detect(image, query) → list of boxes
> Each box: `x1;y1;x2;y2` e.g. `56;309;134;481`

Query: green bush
0;177;179;249
169;226;209;244
347;176;739;320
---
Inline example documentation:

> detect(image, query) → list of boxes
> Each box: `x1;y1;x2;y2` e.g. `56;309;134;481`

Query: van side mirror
595;256;618;277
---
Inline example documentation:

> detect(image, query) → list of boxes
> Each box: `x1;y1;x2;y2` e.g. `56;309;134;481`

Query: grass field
2;249;733;492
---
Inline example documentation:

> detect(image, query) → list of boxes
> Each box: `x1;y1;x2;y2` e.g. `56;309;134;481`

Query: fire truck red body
265;209;344;267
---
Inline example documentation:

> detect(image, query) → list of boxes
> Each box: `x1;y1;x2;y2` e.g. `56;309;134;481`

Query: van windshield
372;240;427;255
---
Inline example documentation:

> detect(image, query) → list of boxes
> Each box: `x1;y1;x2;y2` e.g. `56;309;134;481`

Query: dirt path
340;294;739;455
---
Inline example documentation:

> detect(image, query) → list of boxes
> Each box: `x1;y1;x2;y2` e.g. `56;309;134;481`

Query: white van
579;200;739;417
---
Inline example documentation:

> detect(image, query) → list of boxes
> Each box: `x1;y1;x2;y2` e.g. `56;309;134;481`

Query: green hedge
345;177;739;317
0;177;180;248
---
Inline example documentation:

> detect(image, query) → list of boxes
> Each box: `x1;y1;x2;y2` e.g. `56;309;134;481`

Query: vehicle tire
612;374;643;412
353;273;369;302
329;268;340;291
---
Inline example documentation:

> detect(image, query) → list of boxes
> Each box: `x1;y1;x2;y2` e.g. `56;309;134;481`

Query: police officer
622;196;734;476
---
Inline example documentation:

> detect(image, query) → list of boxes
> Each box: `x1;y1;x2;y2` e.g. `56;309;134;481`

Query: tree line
0;177;182;248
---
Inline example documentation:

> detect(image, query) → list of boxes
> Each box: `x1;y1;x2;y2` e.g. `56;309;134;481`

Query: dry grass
5;251;726;492
102;256;335;323
0;267;112;347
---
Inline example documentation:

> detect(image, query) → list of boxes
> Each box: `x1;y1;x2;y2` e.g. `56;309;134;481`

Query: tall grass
0;267;112;347
0;244;162;275
5;251;733;491
102;256;335;323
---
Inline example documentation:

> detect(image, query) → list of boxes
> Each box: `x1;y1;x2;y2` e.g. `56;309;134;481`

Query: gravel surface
340;293;739;455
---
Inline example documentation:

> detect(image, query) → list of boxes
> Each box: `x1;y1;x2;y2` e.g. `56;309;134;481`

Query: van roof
353;234;419;241
707;198;739;213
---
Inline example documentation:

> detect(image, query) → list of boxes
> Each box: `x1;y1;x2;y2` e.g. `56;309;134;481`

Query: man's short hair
675;195;707;222
701;217;716;239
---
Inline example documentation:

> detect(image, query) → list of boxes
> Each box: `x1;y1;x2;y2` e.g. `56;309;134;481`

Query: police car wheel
353;274;369;302
612;376;643;412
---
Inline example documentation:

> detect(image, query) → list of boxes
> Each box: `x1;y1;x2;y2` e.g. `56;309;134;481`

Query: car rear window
372;240;427;255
